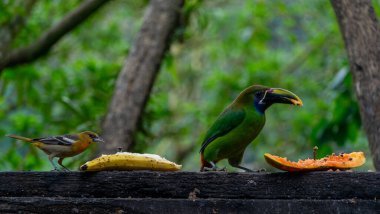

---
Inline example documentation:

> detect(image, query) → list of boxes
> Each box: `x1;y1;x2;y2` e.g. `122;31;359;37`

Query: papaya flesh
264;152;365;172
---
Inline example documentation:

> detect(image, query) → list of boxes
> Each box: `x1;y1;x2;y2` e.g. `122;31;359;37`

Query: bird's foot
244;168;267;173
252;168;266;173
233;165;254;172
202;166;227;172
216;167;227;172
61;167;71;172
232;165;266;173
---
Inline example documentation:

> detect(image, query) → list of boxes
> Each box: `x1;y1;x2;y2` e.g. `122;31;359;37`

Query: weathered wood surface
0;171;378;199
0;197;378;214
0;171;379;213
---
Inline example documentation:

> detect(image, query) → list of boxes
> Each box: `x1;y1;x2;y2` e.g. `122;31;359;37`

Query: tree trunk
101;0;184;153
330;0;380;170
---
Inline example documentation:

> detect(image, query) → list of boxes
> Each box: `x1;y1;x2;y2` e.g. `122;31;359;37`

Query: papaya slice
264;152;365;172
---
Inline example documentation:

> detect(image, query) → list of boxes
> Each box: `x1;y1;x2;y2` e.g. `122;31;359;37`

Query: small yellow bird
7;131;104;171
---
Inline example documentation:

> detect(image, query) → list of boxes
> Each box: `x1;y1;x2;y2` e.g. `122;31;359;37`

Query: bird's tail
6;134;33;142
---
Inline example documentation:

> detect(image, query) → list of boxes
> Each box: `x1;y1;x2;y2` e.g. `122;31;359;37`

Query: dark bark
331;0;380;170
1;197;378;214
0;171;378;199
0;0;109;71
101;0;185;153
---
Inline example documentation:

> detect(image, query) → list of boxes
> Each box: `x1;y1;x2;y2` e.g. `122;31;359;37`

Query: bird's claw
202;166;227;172
254;168;266;173
240;168;266;173
217;167;227;172
51;167;71;172
61;167;71;172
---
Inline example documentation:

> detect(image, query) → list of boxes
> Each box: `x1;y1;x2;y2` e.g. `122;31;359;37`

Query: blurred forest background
0;0;379;171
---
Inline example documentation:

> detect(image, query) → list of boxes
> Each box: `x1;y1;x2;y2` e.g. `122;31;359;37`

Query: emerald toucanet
200;85;303;172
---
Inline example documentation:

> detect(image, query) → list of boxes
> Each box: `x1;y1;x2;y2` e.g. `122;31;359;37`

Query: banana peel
80;152;182;172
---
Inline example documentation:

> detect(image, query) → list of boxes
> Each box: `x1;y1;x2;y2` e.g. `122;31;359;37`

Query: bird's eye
89;134;96;138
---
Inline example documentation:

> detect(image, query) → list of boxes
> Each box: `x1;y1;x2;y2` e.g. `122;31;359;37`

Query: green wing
200;107;245;153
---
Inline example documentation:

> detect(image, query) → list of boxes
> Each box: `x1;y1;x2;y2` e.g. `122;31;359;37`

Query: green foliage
0;0;376;171
311;68;361;155
0;0;143;170
145;0;374;170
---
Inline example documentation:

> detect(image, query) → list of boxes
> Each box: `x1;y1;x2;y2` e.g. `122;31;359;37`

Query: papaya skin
264;152;365;172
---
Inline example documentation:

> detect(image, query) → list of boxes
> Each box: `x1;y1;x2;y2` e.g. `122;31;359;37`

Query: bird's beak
263;88;303;106
93;137;105;143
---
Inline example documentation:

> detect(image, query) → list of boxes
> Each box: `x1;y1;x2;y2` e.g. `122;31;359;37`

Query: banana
80;152;182;171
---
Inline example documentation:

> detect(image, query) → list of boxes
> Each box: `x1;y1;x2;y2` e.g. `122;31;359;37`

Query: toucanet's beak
93;136;105;143
263;88;303;106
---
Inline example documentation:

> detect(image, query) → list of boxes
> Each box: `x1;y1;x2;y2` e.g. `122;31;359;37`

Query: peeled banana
80;152;182;171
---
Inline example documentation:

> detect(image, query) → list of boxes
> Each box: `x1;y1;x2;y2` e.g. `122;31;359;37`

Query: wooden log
0;171;378;199
0;197;378;214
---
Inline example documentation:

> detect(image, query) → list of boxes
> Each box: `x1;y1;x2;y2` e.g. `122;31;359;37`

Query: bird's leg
58;158;70;171
211;161;226;171
228;154;265;172
233;165;254;172
228;152;255;172
231;164;266;172
48;155;60;171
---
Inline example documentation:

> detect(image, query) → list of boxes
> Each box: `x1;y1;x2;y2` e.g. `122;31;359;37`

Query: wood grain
0;197;378;214
0;171;378;199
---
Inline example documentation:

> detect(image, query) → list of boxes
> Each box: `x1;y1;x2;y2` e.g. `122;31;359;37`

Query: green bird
200;85;303;172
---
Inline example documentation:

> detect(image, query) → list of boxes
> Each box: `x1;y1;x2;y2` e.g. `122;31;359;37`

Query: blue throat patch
253;99;266;114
